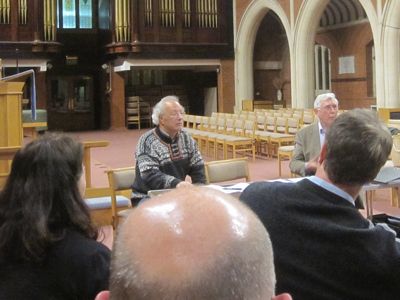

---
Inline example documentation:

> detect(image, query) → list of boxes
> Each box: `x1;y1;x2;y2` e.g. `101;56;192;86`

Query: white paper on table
206;182;250;194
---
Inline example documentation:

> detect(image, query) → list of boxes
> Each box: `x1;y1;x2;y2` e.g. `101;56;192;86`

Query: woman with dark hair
0;133;110;299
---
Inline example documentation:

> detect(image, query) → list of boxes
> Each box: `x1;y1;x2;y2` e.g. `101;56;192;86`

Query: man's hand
176;181;192;188
305;155;319;176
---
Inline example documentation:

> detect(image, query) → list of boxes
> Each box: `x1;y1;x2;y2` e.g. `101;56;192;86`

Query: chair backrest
275;116;287;133
106;166;136;228
233;118;245;135
243;120;255;137
205;158;250;184
287;117;301;135
265;116;276;132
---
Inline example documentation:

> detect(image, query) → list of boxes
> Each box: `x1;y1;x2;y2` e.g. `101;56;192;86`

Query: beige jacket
289;122;321;176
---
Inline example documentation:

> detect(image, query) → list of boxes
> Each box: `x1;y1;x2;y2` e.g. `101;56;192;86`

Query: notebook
373;166;400;183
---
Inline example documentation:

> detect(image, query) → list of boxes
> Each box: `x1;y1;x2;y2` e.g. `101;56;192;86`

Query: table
363;180;400;218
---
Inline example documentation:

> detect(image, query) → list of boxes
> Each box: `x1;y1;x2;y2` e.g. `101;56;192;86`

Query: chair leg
278;154;282;177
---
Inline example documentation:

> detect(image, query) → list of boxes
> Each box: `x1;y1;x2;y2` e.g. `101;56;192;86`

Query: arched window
314;44;331;94
57;0;93;29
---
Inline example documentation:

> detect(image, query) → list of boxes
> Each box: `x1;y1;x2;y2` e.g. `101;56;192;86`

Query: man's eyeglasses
320;104;338;111
167;111;184;118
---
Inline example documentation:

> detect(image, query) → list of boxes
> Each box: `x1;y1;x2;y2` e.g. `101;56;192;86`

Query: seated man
95;187;291;300
240;109;400;299
289;92;338;176
131;95;205;201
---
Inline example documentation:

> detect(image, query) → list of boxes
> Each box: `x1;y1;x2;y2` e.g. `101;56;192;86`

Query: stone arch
381;0;400;107
235;0;291;110
293;0;379;107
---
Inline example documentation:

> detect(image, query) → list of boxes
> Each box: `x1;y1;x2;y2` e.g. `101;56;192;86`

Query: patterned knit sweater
240;179;400;300
132;127;205;195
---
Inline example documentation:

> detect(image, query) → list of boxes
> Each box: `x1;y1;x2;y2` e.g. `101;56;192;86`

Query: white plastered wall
381;0;400;108
235;0;291;110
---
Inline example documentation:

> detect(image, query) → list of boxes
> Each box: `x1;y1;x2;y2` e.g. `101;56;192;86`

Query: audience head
0;133;96;262
152;95;184;136
313;93;339;129
323;109;392;185
98;187;291;300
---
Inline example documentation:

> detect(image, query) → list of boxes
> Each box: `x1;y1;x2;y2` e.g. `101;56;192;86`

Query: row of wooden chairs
184;111;315;132
183;114;304;160
184;117;256;161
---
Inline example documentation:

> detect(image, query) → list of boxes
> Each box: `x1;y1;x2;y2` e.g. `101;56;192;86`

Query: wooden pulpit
0;80;25;187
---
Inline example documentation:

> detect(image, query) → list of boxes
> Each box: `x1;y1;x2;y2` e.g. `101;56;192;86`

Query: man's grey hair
314;92;339;109
325;109;392;185
151;95;184;125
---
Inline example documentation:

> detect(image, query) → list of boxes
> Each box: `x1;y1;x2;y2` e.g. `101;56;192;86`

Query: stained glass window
79;0;92;28
62;0;76;28
58;0;93;29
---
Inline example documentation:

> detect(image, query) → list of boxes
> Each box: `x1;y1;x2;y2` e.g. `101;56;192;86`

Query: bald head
109;187;276;300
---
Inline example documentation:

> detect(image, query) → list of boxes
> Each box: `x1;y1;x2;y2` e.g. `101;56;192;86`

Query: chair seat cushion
85;195;131;210
279;145;295;152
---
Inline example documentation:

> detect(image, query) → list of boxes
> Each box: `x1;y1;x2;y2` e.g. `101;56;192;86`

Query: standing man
241;109;400;299
132;95;205;201
289;93;338;176
95;187;292;300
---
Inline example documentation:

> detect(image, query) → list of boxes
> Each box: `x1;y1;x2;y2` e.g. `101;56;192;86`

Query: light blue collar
307;176;355;206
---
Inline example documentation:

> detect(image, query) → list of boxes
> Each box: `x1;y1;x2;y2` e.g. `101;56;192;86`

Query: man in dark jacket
241;109;400;299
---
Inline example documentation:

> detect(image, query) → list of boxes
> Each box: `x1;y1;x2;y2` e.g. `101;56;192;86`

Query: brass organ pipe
3;0;6;23
201;0;206;28
211;0;214;27
50;0;53;39
166;0;169;26
187;0;190;27
197;0;200;27
3;0;5;23
116;0;121;42
199;0;203;28
183;0;185;26
7;0;9;24
24;0;27;24
115;0;118;41
171;0;174;27
122;0;126;41
53;0;57;39
145;0;149;25
211;0;214;28
160;0;163;27
215;0;218;27
149;0;152;26
123;0;127;41
169;0;172;27
203;0;206;27
127;0;131;40
206;0;210;27
44;0;48;40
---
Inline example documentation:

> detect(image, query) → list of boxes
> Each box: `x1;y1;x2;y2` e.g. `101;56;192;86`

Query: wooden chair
126;96;151;129
205;157;250;184
105;166;136;228
277;145;295;177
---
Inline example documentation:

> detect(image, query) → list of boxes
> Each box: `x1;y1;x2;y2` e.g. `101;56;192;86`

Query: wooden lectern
0;80;25;187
